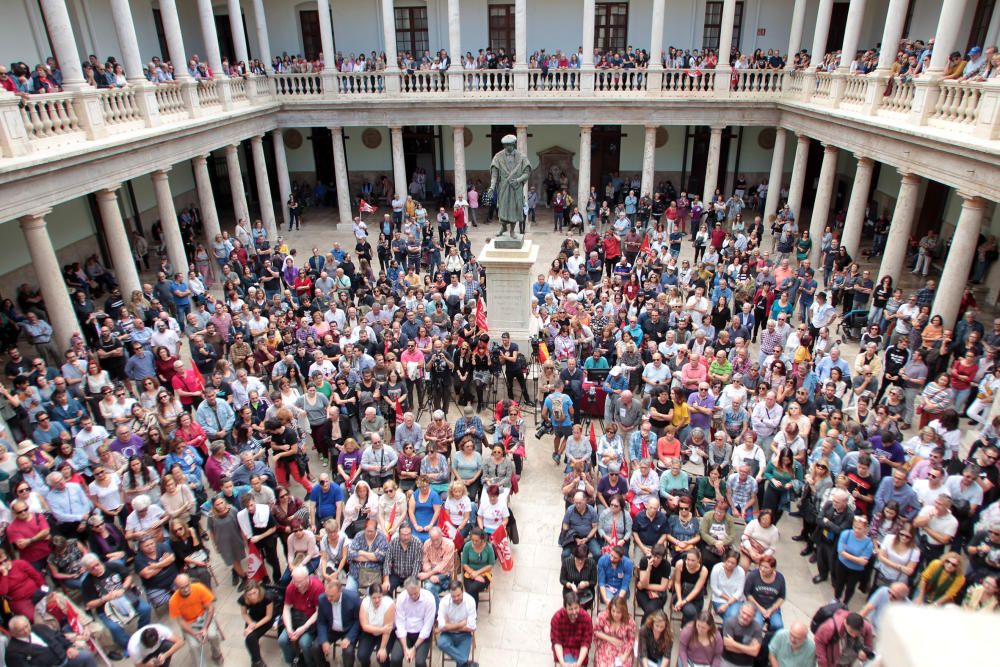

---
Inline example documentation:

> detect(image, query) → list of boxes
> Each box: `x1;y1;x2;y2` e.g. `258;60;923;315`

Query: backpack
550;394;566;422
809;600;847;634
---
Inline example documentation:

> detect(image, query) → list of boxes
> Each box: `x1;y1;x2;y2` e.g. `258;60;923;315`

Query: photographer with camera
542;379;576;465
499;332;533;407
428;339;455;414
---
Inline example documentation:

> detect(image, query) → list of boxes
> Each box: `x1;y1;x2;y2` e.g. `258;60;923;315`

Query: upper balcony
0;67;997;179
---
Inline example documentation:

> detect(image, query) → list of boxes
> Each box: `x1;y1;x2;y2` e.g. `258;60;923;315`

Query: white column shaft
19;212;83;350
837;0;868;70
250;136;277;239
933;195;987;326
390;127;407;200
649;0;666;69
514;0;527;67
717;0;737;66
581;0;596;66
841;156;875;257
577;127;592;215
252;0;272;72
197;0;225;77
787;0;807;65
381;0;399;70
452;126;467;204
641;126;657;197
38;0;86;89
879;173;921;281
227;0;250;65
447;0;462;65
763;128;788;223
109;0;145;82
192;155;222;243
786;134;811;219
317;0;335;66
808;144;839;265
877;0;910;71
225;144;250;225
157;0;190;80
515;125;528;155
151;169;190;276
703;127;724;204
95;189;141;298
330;127;353;228
271;129;292;227
930;0;971;72
810;0;835;66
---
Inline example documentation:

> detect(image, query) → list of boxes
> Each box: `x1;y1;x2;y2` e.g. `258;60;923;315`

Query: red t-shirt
5;514;51;563
284;575;323;615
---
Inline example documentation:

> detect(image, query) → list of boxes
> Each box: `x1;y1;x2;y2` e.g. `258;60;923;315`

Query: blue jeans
562;538;601;561
750;605;784;631
279;627;317;667
99;597;152;650
423;574;451;601
436;630;473;663
712;600;742;621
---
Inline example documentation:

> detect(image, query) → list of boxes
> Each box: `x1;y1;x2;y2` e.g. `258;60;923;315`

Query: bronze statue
486;134;531;245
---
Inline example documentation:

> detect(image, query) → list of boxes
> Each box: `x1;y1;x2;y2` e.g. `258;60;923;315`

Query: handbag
357;566;381;589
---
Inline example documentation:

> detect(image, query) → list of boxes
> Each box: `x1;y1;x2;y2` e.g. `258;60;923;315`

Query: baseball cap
969;46;983;56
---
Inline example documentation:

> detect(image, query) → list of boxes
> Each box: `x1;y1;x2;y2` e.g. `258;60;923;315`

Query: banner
589;422;598;452
490;523;514;571
475;296;488;332
360;200;377;214
247;541;267;581
437;509;464;552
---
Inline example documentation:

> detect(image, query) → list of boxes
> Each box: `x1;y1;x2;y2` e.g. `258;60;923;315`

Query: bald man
767;621;815;667
4;614;97;667
168;574;223;665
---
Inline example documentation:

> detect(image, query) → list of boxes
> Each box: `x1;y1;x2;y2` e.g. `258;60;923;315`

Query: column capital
151;168;172;180
795;132;811;143
822;143;839;153
225;143;240;153
898;171;921;185
514;124;527;131
389;126;403;133
192;154;209;166
250;134;264;144
853;154;874;166
957;192;988;209
19;209;52;228
451;124;465;131
271;128;283;137
645;124;659;132
579;124;593;133
329;126;344;136
710;125;725;133
95;187;121;201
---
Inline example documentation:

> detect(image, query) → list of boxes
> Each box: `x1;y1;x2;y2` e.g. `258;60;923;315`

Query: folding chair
434;628;477;666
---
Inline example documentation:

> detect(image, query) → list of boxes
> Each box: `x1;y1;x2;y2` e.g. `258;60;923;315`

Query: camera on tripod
535;420;553;439
529;335;541;356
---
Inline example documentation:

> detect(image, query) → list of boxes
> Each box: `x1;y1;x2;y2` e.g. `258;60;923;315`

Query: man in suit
317;577;362;667
4;614;98;667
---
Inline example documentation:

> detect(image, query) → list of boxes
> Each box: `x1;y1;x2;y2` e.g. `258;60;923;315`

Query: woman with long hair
637;609;673;667
678;610;723;667
592;596;636;667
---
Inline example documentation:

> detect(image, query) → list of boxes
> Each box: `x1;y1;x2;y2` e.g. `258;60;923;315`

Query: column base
477;239;540;346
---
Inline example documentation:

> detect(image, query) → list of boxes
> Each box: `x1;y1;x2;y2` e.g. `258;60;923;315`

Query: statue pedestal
477;239;539;346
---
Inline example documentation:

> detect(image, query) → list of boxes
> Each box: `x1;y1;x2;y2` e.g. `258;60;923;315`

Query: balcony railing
0;68;996;160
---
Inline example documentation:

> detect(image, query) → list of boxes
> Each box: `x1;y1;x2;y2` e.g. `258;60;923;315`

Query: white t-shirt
127;624;174;663
88;472;124;512
916;505;958;545
477;496;509;532
75;425;110;461
444;496;472;525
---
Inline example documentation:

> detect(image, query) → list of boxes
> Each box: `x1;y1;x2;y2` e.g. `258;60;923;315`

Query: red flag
360;200;377;214
639;234;650;256
475;296;488;332
438;508;464;552
589;422;598;452
190;362;204;388
490;523;514;571
395;396;404;422
537;341;550;363
246;542;266;581
386;501;397;534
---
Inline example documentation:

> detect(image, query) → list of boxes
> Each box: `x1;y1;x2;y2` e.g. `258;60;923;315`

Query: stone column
717;0;737;66
810;0;835;67
786;133;811;219
878;172;921;281
381;0;401;93
581;0;596;67
577;125;593;217
702;126;724;204
225;144;250;225
515;125;528;155
252;0;272;72
271;129;292;228
763;128;788;223
649;0;666;69
447;0;462;65
156;0;191;80
151;169;190;277
876;0;910;71
197;0;225;77
192;155;222;244
250;136;277;239
840;155;875;258
317;0;335;67
452;126;467;204
109;0;145;82
390;126;407;201
227;0;250;66
808;143;839;265
933;194;986;326
514;0;527;69
641;125;657;197
19;210;83;351
330;127;353;228
95;188;142;298
38;0;86;89
786;0;807;65
836;0;867;71
928;0;970;73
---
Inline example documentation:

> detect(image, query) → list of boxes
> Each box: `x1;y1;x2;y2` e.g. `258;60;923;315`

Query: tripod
524;352;542;425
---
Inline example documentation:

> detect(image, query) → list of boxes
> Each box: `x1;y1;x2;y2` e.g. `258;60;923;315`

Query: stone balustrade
0;69;997;161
